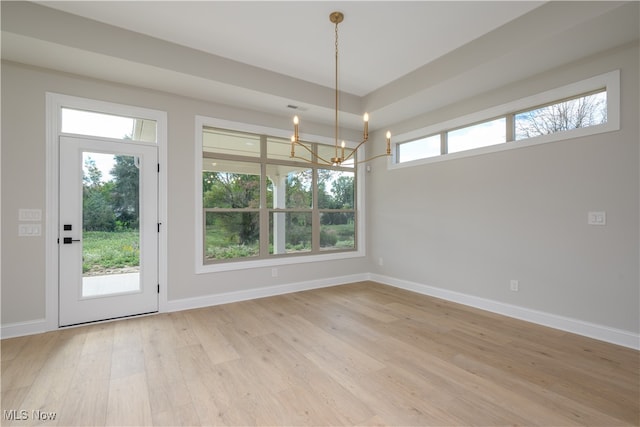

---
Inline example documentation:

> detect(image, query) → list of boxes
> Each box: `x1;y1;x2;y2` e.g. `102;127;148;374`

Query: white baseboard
370;273;640;350
166;273;369;313
4;273;638;351
1;318;48;339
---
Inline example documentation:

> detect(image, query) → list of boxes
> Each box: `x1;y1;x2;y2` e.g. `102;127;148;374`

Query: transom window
61;107;157;143
394;70;618;167
201;126;357;265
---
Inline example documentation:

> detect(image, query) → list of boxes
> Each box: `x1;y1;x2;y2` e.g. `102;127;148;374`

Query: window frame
195;116;366;273
391;70;620;169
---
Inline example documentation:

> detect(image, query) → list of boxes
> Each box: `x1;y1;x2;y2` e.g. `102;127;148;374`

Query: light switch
19;223;42;236
588;211;606;225
19;209;42;221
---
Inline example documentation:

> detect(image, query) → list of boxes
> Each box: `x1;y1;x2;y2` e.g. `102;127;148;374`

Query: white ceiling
30;1;544;96
2;1;638;133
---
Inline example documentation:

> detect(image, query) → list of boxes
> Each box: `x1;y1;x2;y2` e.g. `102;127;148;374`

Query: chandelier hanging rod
290;11;391;166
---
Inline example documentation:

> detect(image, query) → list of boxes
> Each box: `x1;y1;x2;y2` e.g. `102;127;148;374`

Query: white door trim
45;93;168;331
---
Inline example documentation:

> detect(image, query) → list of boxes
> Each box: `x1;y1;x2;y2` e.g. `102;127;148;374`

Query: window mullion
506;114;515;142
312;153;320;253
259;136;269;258
441;131;448;155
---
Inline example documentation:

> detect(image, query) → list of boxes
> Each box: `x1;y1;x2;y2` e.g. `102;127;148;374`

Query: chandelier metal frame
290;11;391;166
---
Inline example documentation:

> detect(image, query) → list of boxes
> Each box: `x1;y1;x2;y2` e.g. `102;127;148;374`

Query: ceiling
2;1;638;133
31;1;545;96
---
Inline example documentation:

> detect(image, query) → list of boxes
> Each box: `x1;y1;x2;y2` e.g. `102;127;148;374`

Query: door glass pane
82;152;140;297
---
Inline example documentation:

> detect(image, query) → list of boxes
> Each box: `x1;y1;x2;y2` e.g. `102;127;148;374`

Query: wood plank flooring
2;281;638;426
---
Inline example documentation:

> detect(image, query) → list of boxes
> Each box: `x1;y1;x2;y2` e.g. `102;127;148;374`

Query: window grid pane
320;211;355;251
203;127;261;157
205;211;260;261
447;118;507;154
269;211;312;254
398;135;441;163
202;160;261;209
515;91;607;141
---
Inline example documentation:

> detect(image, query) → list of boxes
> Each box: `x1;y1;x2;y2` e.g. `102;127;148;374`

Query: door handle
63;237;81;244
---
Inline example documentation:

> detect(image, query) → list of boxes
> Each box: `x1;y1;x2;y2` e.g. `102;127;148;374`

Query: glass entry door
58;136;158;326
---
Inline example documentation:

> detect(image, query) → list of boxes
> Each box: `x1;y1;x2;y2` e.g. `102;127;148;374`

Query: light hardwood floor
2;281;638;426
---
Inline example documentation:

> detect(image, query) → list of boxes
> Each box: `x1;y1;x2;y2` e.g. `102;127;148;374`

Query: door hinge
157;163;160;173
157;222;161;232
157;284;160;294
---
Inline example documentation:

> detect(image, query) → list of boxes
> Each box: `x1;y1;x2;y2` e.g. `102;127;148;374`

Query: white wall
2;43;638;344
367;42;639;335
0;61;369;326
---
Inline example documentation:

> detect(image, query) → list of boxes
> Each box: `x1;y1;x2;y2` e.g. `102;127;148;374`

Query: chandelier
290;11;391;166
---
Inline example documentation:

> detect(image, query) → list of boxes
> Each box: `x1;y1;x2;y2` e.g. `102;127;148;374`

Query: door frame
59;136;159;326
45;93;168;330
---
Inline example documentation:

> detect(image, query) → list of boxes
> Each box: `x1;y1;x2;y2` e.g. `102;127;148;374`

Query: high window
393;70;619;167
199;124;358;268
61;107;157;142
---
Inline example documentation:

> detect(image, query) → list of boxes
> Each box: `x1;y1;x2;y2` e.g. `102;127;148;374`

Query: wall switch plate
588;211;606;225
19;223;41;236
510;280;519;292
19;208;42;221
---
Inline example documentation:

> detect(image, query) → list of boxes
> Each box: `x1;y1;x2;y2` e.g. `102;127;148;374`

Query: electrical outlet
510;280;519;292
378;257;384;266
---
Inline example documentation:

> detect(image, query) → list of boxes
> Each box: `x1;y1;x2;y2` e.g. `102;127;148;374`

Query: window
200;125;357;266
203;159;261;260
398;134;440;163
61;108;157;143
447;118;506;154
393;70;619;166
514;90;606;141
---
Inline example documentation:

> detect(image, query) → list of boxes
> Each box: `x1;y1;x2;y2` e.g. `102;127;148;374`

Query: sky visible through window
62;108;136;183
447;118;506;154
399;118;506;161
